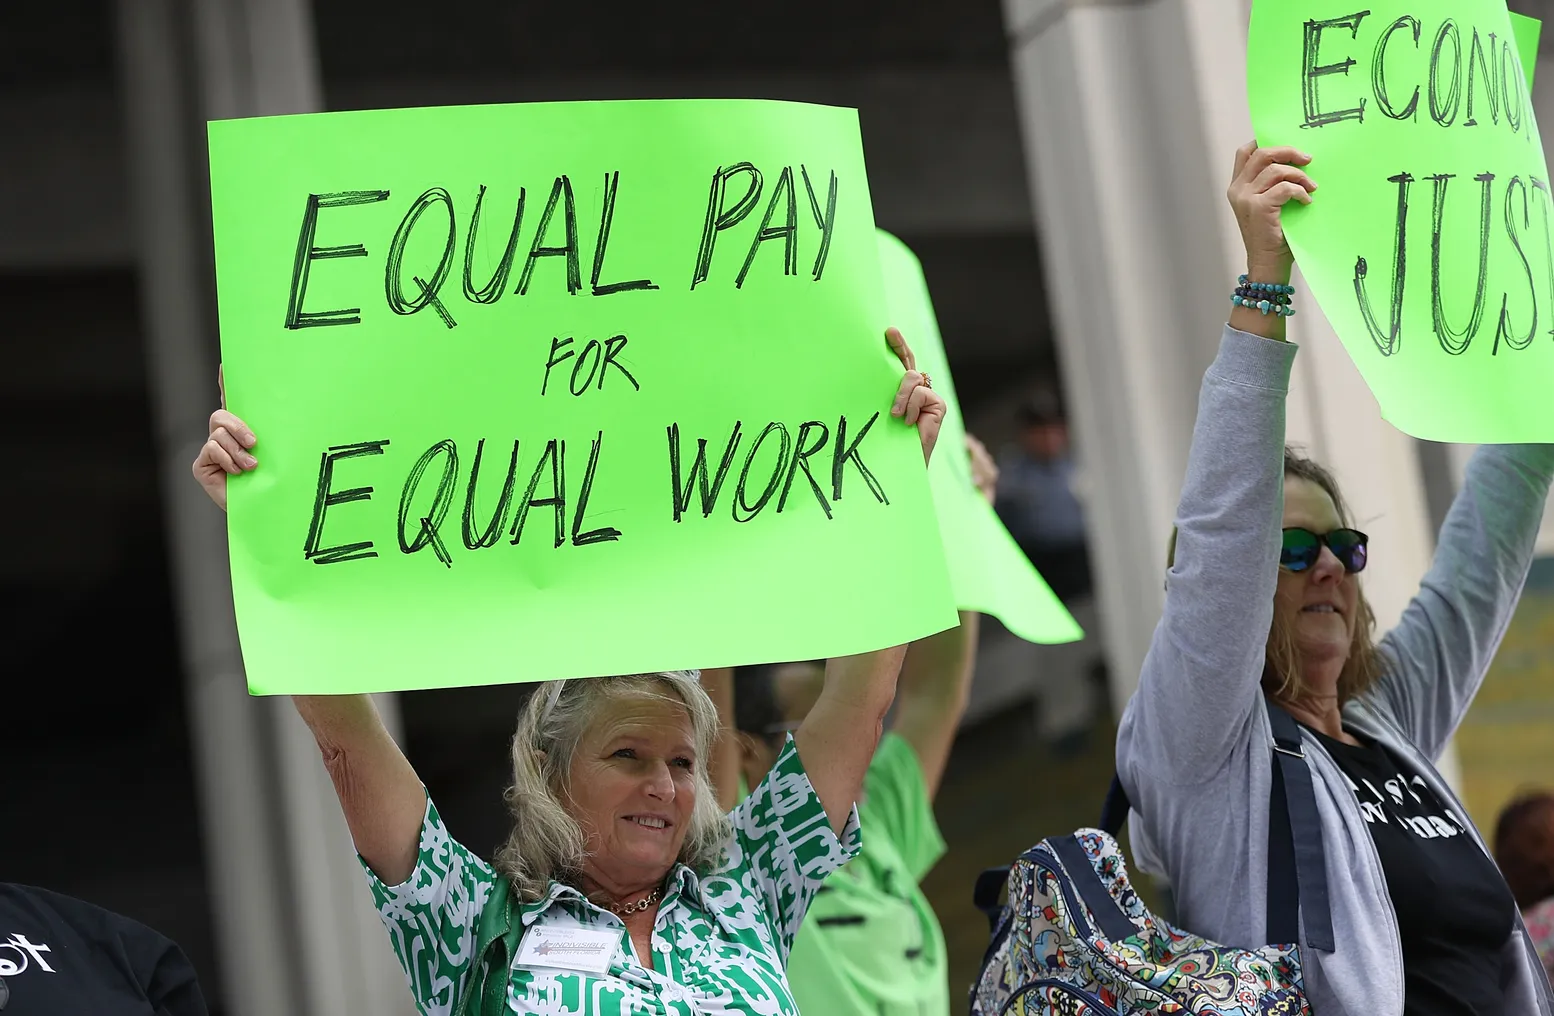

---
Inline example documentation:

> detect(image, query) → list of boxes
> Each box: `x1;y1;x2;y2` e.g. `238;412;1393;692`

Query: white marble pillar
115;1;413;1012
1002;0;1440;712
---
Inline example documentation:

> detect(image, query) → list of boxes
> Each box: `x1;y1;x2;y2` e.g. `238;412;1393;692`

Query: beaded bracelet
1231;274;1296;317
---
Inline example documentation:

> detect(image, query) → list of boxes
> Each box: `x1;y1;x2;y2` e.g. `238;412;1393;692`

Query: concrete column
1002;0;1438;710
114;2;412;1013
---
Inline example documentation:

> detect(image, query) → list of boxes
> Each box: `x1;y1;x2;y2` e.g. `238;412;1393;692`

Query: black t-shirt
0;884;207;1016
1311;730;1515;1016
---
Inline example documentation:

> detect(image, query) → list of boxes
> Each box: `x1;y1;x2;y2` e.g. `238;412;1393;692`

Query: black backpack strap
1265;739;1300;945
1100;774;1131;836
972;866;1010;935
1049;835;1138;943
1263;697;1335;952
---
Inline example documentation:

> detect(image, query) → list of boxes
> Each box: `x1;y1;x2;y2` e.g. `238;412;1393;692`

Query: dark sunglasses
1281;527;1368;574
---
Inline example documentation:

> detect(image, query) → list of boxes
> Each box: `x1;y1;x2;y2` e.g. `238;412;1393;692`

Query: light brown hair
1166;446;1383;706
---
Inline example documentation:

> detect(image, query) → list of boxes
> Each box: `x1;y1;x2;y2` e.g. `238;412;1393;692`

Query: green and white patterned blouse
362;737;860;1016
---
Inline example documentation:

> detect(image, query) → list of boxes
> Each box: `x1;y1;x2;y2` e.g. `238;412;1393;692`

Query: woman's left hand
886;327;946;464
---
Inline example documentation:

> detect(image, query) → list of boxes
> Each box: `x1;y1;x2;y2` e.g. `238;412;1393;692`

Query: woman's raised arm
289;695;426;885
795;329;945;832
194;374;427;885
1119;144;1315;782
796;648;910;833
1373;443;1554;758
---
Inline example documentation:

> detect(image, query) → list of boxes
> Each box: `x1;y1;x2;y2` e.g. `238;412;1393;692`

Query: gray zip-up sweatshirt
1117;325;1554;1016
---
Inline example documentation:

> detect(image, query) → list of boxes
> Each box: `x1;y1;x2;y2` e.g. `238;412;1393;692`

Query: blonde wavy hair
1165;446;1383;707
493;671;732;902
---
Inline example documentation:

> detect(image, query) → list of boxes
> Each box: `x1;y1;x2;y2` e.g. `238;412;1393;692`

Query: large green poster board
877;231;1082;644
1510;12;1541;89
1248;1;1551;441
208;99;957;695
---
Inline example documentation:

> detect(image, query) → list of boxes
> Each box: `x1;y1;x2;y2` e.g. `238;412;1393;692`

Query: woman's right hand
1227;142;1316;279
192;366;258;512
966;433;998;504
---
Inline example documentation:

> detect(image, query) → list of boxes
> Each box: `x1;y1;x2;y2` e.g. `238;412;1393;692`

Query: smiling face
1273;475;1360;680
566;690;698;894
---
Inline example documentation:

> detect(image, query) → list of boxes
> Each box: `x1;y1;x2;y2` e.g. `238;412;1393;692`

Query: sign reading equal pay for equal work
209;100;956;695
1249;1;1550;441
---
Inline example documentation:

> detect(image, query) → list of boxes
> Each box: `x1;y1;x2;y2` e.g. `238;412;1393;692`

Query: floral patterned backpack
970;698;1330;1016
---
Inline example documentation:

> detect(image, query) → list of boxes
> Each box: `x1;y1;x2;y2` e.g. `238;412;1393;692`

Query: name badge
515;925;620;976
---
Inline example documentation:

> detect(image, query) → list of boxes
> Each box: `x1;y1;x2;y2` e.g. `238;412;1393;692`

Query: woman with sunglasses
1116;142;1554;1016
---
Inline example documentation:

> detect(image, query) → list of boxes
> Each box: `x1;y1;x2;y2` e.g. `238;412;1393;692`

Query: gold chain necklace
608;888;662;916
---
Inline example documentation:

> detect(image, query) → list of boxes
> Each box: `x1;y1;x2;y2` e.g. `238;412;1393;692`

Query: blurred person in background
995;392;1091;604
699;434;996;1016
994;394;1104;755
0;883;207;1015
1496;791;1554;981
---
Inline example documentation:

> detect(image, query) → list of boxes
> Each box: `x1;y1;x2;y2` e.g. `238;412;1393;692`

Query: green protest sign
208;99;957;695
1248;0;1552;441
1509;13;1540;89
876;231;1082;645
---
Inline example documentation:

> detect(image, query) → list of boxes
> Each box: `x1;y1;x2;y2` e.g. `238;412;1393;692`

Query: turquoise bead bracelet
1231;274;1295;317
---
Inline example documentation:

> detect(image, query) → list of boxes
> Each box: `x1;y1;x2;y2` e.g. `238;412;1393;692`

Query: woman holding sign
193;330;947;1016
1115;143;1554;1015
701;435;997;1016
